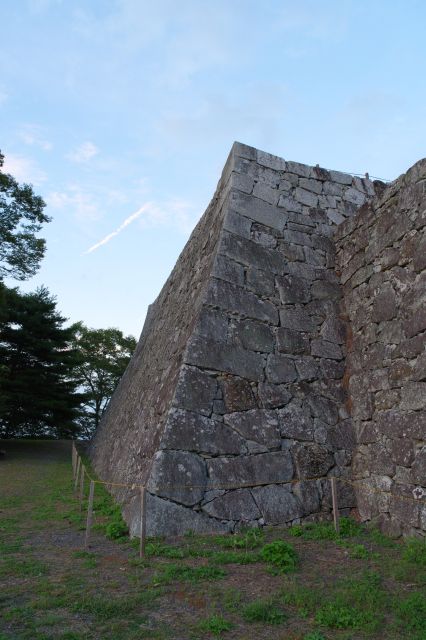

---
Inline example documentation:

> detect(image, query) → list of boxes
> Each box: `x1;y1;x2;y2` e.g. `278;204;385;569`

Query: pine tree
0;286;83;438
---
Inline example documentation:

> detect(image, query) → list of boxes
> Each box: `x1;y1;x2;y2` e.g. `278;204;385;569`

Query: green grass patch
0;557;48;578
290;517;362;541
281;584;320;618
212;527;264;550
260;540;298;573
198;614;234;636
395;591;426;637
209;550;261;565
242;599;287;624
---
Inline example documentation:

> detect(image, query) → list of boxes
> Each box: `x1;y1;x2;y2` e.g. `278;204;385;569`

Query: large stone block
205;278;278;325
185;335;265;381
147;450;207;506
202;488;261;521
251;484;303;523
207;451;294;489
224;409;281;448
173;366;217;416
278;403;314;440
221;376;257;412
161;408;246;456
266;354;298;383
292;443;334;479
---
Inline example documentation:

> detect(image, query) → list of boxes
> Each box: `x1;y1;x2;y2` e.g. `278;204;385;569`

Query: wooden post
79;465;85;511
72;441;77;478
330;477;340;534
74;456;81;493
85;480;95;550
139;486;147;559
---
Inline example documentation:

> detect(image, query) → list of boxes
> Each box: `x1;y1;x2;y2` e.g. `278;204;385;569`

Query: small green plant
213;527;264;550
349;543;369;559
402;537;426;566
105;519;129;540
316;603;362;629
198;614;234;636
290;517;362;541
303;632;326;640
281;584;319;617
221;587;242;612
260;540;298;573
242;599;287;624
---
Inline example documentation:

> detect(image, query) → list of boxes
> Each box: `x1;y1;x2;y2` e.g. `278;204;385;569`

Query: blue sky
1;0;425;337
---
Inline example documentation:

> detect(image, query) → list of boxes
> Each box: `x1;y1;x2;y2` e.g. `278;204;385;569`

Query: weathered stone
404;306;426;338
221;376;257;412
147;450;206;506
161;409;246;456
306;395;339;425
246;267;275;295
277;327;310;354
212;254;245;285
202;488;261;520
278;194;302;213
229;190;285;231
278;403;314;440
292;443;334;478
223;209;252;239
266;354;298;384
280;308;315;332
258;382;292;409
311;280;341;300
372;284;397;322
295;357;320;381
320;316;346;344
295;187;318;207
276;274;311;304
253;181;279;205
299;178;323;194
224;410;281;448
251;484;304;523
311;339;343;360
207;451;294;488
173;366;217;415
400;382;426;411
205;279;278;325
231;172;254;195
185;335;265;381
233;319;275;353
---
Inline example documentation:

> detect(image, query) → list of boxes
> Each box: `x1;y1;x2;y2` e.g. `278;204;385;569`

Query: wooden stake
330;477;340;534
139;486;147;559
85;480;95;550
72;441;76;478
79;465;85;511
74;456;81;493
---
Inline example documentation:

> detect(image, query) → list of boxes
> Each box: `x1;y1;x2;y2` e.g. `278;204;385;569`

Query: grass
242;599;287;624
1;439;425;640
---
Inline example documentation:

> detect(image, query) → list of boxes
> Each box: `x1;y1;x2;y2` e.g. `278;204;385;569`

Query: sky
1;0;426;338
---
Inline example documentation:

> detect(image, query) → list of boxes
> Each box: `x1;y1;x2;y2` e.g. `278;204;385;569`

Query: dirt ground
0;440;424;640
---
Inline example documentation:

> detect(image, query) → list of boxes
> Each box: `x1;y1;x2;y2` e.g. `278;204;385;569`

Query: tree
0;286;83;439
71;323;136;438
0;150;50;281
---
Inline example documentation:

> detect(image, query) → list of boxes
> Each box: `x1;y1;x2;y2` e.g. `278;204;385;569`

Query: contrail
84;203;153;254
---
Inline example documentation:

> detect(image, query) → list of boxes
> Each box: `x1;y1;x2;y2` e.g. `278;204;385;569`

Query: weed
394;537;426;584
395;591;426;636
303;632;326;640
260;540;298;573
157;563;226;584
402;537;426;566
349;543;369;559
221;587;242;612
316;603;362;629
289;517;362;541
242;599;287;624
145;541;188;559
198;614;233;636
281;584;319;617
213;527;264;550
105;520;129;540
0;539;24;554
368;526;398;548
0;557;48;578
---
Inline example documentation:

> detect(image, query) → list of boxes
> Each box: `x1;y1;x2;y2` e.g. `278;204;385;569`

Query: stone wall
91;142;387;537
335;159;426;537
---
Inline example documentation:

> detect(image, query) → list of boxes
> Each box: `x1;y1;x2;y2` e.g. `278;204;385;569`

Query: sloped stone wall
91;142;384;537
335;160;426;537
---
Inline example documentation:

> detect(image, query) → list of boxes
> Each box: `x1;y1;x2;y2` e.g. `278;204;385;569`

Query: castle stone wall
336;159;426;537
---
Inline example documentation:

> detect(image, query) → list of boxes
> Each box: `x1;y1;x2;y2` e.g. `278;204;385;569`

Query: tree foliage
0;286;83;439
71;323;136;438
0;150;50;281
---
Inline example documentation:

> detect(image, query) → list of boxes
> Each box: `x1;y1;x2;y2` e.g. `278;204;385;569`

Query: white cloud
2;154;47;185
18;124;52;151
66;141;99;163
84;199;198;254
46;187;102;222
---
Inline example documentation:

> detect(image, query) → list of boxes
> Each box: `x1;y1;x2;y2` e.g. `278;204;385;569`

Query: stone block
185;335;265;381
246;267;275;295
320;316;346;344
212;254;245;286
311;280;342;300
231;172;254;195
328;170;353;185
223;209;252;239
372;284;397;322
253;181;279;205
292;443;334;478
220;230;285;275
207;451;294;488
266;354;298;383
173;366;217;415
224;409;281;448
205;278;278;325
258;382;293;409
229;190;285;231
277;327;310;354
277;194;302;213
280;308;315;332
161;408;246;456
257;150;287;171
311;339;343;360
233;318;275;352
221;376;257;412
295;357;320;381
295;187;318;207
143;493;229;537
278;403;314;440
400;382;426;411
306;395;339;425
299;177;323;194
276;274;311;304
251;484;304;523
147;450;206;506
202;488;261;520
